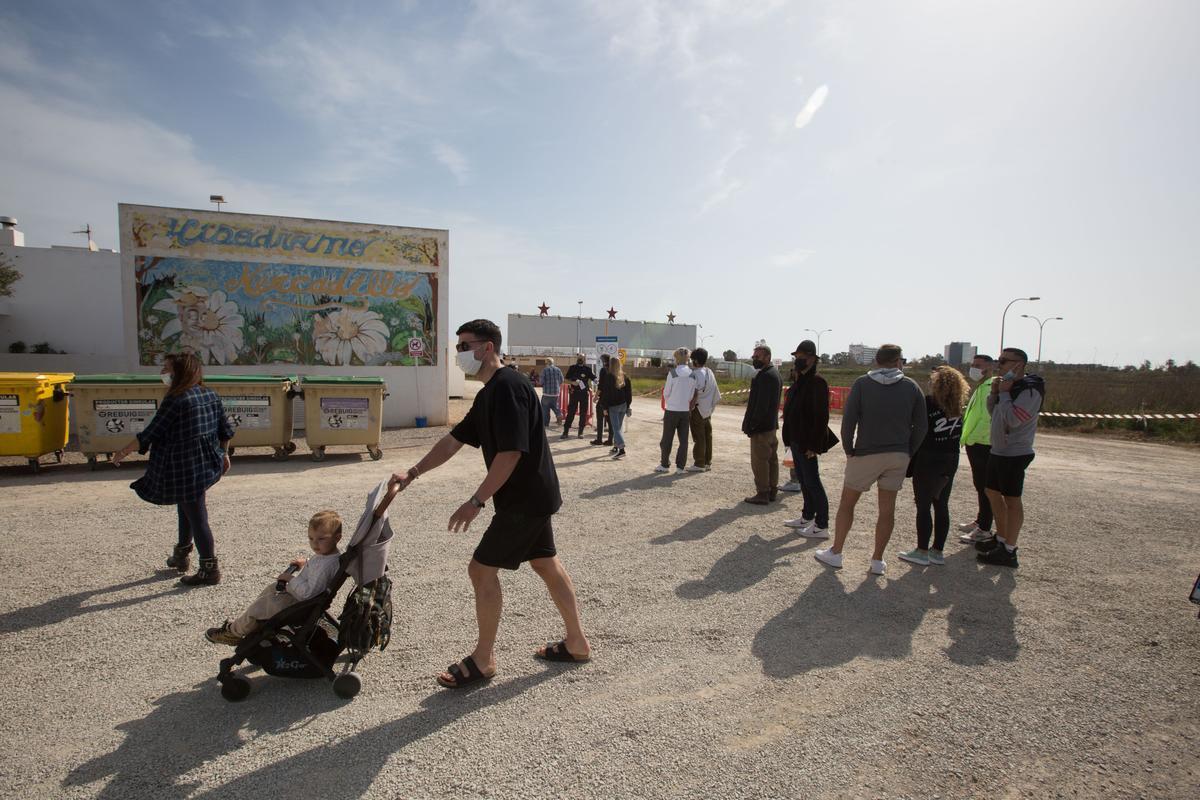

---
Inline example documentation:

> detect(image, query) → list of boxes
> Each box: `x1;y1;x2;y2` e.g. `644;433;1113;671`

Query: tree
0;248;21;298
830;351;852;366
722;349;737;362
820;352;830;364
916;353;947;369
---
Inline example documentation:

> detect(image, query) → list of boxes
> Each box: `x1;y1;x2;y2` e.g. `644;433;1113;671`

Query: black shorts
985;453;1035;497
473;511;557;570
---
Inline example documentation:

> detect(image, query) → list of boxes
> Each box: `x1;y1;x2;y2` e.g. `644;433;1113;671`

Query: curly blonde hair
929;366;970;417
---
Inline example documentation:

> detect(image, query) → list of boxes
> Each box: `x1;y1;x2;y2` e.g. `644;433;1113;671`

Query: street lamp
803;328;832;358
697;323;714;348
1000;296;1039;352
576;300;583;353
1021;314;1063;368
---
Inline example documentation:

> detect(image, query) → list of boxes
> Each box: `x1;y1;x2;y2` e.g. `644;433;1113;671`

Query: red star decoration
538;302;550;317
667;312;676;324
607;307;618;320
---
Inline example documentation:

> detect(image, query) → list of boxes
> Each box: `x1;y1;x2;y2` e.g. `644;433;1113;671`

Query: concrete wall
507;313;696;354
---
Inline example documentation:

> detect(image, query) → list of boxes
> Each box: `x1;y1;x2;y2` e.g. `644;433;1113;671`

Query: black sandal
536;640;591;663
436;655;494;689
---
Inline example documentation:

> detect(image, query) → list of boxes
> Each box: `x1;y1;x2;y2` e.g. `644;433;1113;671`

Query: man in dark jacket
742;344;783;505
561;354;596;439
781;340;834;537
590;354;611;446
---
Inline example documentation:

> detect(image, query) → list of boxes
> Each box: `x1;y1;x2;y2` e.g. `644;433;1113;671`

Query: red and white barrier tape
1041;412;1199;420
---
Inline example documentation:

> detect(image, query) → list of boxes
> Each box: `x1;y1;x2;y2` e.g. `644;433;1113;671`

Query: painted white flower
156;286;244;364
312;307;389;365
257;336;267;346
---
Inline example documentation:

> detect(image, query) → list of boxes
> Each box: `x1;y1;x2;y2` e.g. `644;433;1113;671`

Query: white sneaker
958;525;991;544
675;467;687;474
868;558;887;575
800;525;829;539
815;548;843;569
779;481;803;492
686;464;705;472
784;517;814;531
653;465;670;473
956;520;978;533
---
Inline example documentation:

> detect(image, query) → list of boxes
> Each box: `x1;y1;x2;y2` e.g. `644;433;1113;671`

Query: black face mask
795;357;808;372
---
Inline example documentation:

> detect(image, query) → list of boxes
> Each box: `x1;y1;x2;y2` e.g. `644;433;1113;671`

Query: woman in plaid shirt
113;353;235;586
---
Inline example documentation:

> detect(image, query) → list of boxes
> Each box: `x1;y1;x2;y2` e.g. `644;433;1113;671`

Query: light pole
1021;314;1063;368
1000;296;1039;352
803;328;832;358
576;300;583;353
697;323;714;349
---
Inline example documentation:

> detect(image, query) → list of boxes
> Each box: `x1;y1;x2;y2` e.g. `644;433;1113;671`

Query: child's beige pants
229;585;299;636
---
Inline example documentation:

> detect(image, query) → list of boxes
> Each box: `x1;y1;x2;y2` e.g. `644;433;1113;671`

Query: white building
848;343;878;365
943;341;977;365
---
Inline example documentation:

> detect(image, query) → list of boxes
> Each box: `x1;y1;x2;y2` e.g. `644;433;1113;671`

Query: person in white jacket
655;348;698;474
688;348;720;471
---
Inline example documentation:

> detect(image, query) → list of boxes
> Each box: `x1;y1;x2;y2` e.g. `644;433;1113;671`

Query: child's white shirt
285;551;342;601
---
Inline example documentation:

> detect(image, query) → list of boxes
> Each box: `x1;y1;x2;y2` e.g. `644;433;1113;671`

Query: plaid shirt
540;364;564;396
132;386;235;504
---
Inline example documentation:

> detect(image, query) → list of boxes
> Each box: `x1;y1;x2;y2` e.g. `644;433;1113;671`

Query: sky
1;0;1197;366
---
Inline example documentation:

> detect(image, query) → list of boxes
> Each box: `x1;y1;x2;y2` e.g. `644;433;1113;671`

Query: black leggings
177;494;214;558
912;454;958;551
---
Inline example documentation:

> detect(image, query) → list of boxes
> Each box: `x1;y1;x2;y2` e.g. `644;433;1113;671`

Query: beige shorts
843;451;911;492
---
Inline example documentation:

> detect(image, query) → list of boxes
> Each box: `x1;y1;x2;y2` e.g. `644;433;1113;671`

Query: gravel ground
1;383;1198;799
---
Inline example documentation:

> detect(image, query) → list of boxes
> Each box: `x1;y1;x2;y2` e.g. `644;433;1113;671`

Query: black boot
180;557;221;586
166;543;193;572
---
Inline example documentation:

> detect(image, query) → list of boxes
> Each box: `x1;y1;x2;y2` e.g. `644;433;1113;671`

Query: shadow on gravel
0;573;184;635
188;670;558;798
676;531;820;598
651;503;777;545
0;452;392;484
578;472;690;499
751;549;1018;676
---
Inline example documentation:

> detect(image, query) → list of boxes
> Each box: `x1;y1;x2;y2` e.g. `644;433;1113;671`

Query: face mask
1002;370;1016;381
160;373;172;386
968;367;983;381
751;359;765;370
456;348;482;375
794;357;808;372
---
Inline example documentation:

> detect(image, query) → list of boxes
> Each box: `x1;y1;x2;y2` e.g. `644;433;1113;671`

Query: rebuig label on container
0;394;20;434
94;399;158;435
223;396;271;430
320;397;369;429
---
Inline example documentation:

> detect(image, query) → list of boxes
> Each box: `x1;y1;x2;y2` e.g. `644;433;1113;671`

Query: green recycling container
299;376;387;462
205;375;297;461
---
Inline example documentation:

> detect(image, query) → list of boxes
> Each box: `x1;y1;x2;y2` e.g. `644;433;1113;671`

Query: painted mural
135;257;437;366
121;206;442;368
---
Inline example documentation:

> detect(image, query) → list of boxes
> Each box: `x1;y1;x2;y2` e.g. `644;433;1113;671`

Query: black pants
912;453;958;551
177;494;214;559
795;452;829;528
965;444;993;531
594;401;608;441
660;410;690;468
563;389;588;435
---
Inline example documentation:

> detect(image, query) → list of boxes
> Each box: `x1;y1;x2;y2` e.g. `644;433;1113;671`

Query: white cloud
432;142;470;185
700;179;744;214
770;249;815;267
794;84;829;129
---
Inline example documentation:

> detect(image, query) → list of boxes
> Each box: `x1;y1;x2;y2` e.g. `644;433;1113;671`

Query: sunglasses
455;340;488;352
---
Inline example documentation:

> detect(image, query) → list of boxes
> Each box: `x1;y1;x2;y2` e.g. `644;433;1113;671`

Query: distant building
943;341;977;365
848;343;878;365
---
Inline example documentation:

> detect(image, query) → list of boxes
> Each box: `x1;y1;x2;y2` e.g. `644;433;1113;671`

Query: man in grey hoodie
815;344;926;575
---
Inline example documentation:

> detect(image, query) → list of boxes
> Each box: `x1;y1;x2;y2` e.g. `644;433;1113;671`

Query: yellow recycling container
299;376;387;461
0;372;74;473
206;375;297;461
68;374;167;470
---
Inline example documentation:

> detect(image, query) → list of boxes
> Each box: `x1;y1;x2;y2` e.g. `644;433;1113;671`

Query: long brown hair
612;357;626;389
163;352;204;397
929;365;969;417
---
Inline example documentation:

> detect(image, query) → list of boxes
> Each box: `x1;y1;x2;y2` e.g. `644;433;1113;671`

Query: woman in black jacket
782;342;836;537
600;358;633;459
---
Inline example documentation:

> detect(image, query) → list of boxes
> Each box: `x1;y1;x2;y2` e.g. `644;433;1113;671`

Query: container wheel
28;458;40;474
333;672;361;699
227;447;236;457
220;674;252;702
311;446;326;462
87;456;98;471
285;441;297;454
54;450;63;463
272;447;289;462
368;446;383;461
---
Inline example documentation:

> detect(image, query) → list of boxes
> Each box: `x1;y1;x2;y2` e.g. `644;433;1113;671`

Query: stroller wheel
333;672;361;699
220;674;252;702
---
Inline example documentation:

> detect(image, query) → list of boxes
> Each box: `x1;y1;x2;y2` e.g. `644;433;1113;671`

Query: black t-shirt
917;395;963;454
450;367;562;517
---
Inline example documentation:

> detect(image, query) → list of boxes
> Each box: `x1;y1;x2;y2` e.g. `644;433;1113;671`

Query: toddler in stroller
214;478;399;702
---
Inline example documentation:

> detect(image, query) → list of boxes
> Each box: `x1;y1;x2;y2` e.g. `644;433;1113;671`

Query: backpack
337;574;393;654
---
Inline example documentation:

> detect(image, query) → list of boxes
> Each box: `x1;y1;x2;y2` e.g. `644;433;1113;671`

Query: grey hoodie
841;368;927;457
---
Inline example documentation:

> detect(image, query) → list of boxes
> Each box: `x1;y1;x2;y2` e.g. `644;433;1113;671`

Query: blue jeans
795;453;829;528
541;393;561;426
608;403;627;448
177;494;215;559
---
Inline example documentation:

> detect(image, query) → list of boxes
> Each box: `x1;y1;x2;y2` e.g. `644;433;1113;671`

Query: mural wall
119;206;441;368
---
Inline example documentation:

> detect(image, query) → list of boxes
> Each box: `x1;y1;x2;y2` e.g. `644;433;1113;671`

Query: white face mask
456;347;482;376
160;373;172;386
968;367;983;381
1002;370;1017;381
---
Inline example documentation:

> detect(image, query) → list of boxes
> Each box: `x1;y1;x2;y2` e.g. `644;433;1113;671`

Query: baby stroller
216;480;396;702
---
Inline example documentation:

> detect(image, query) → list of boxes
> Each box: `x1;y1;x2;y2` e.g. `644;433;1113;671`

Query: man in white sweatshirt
656;348;698;474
